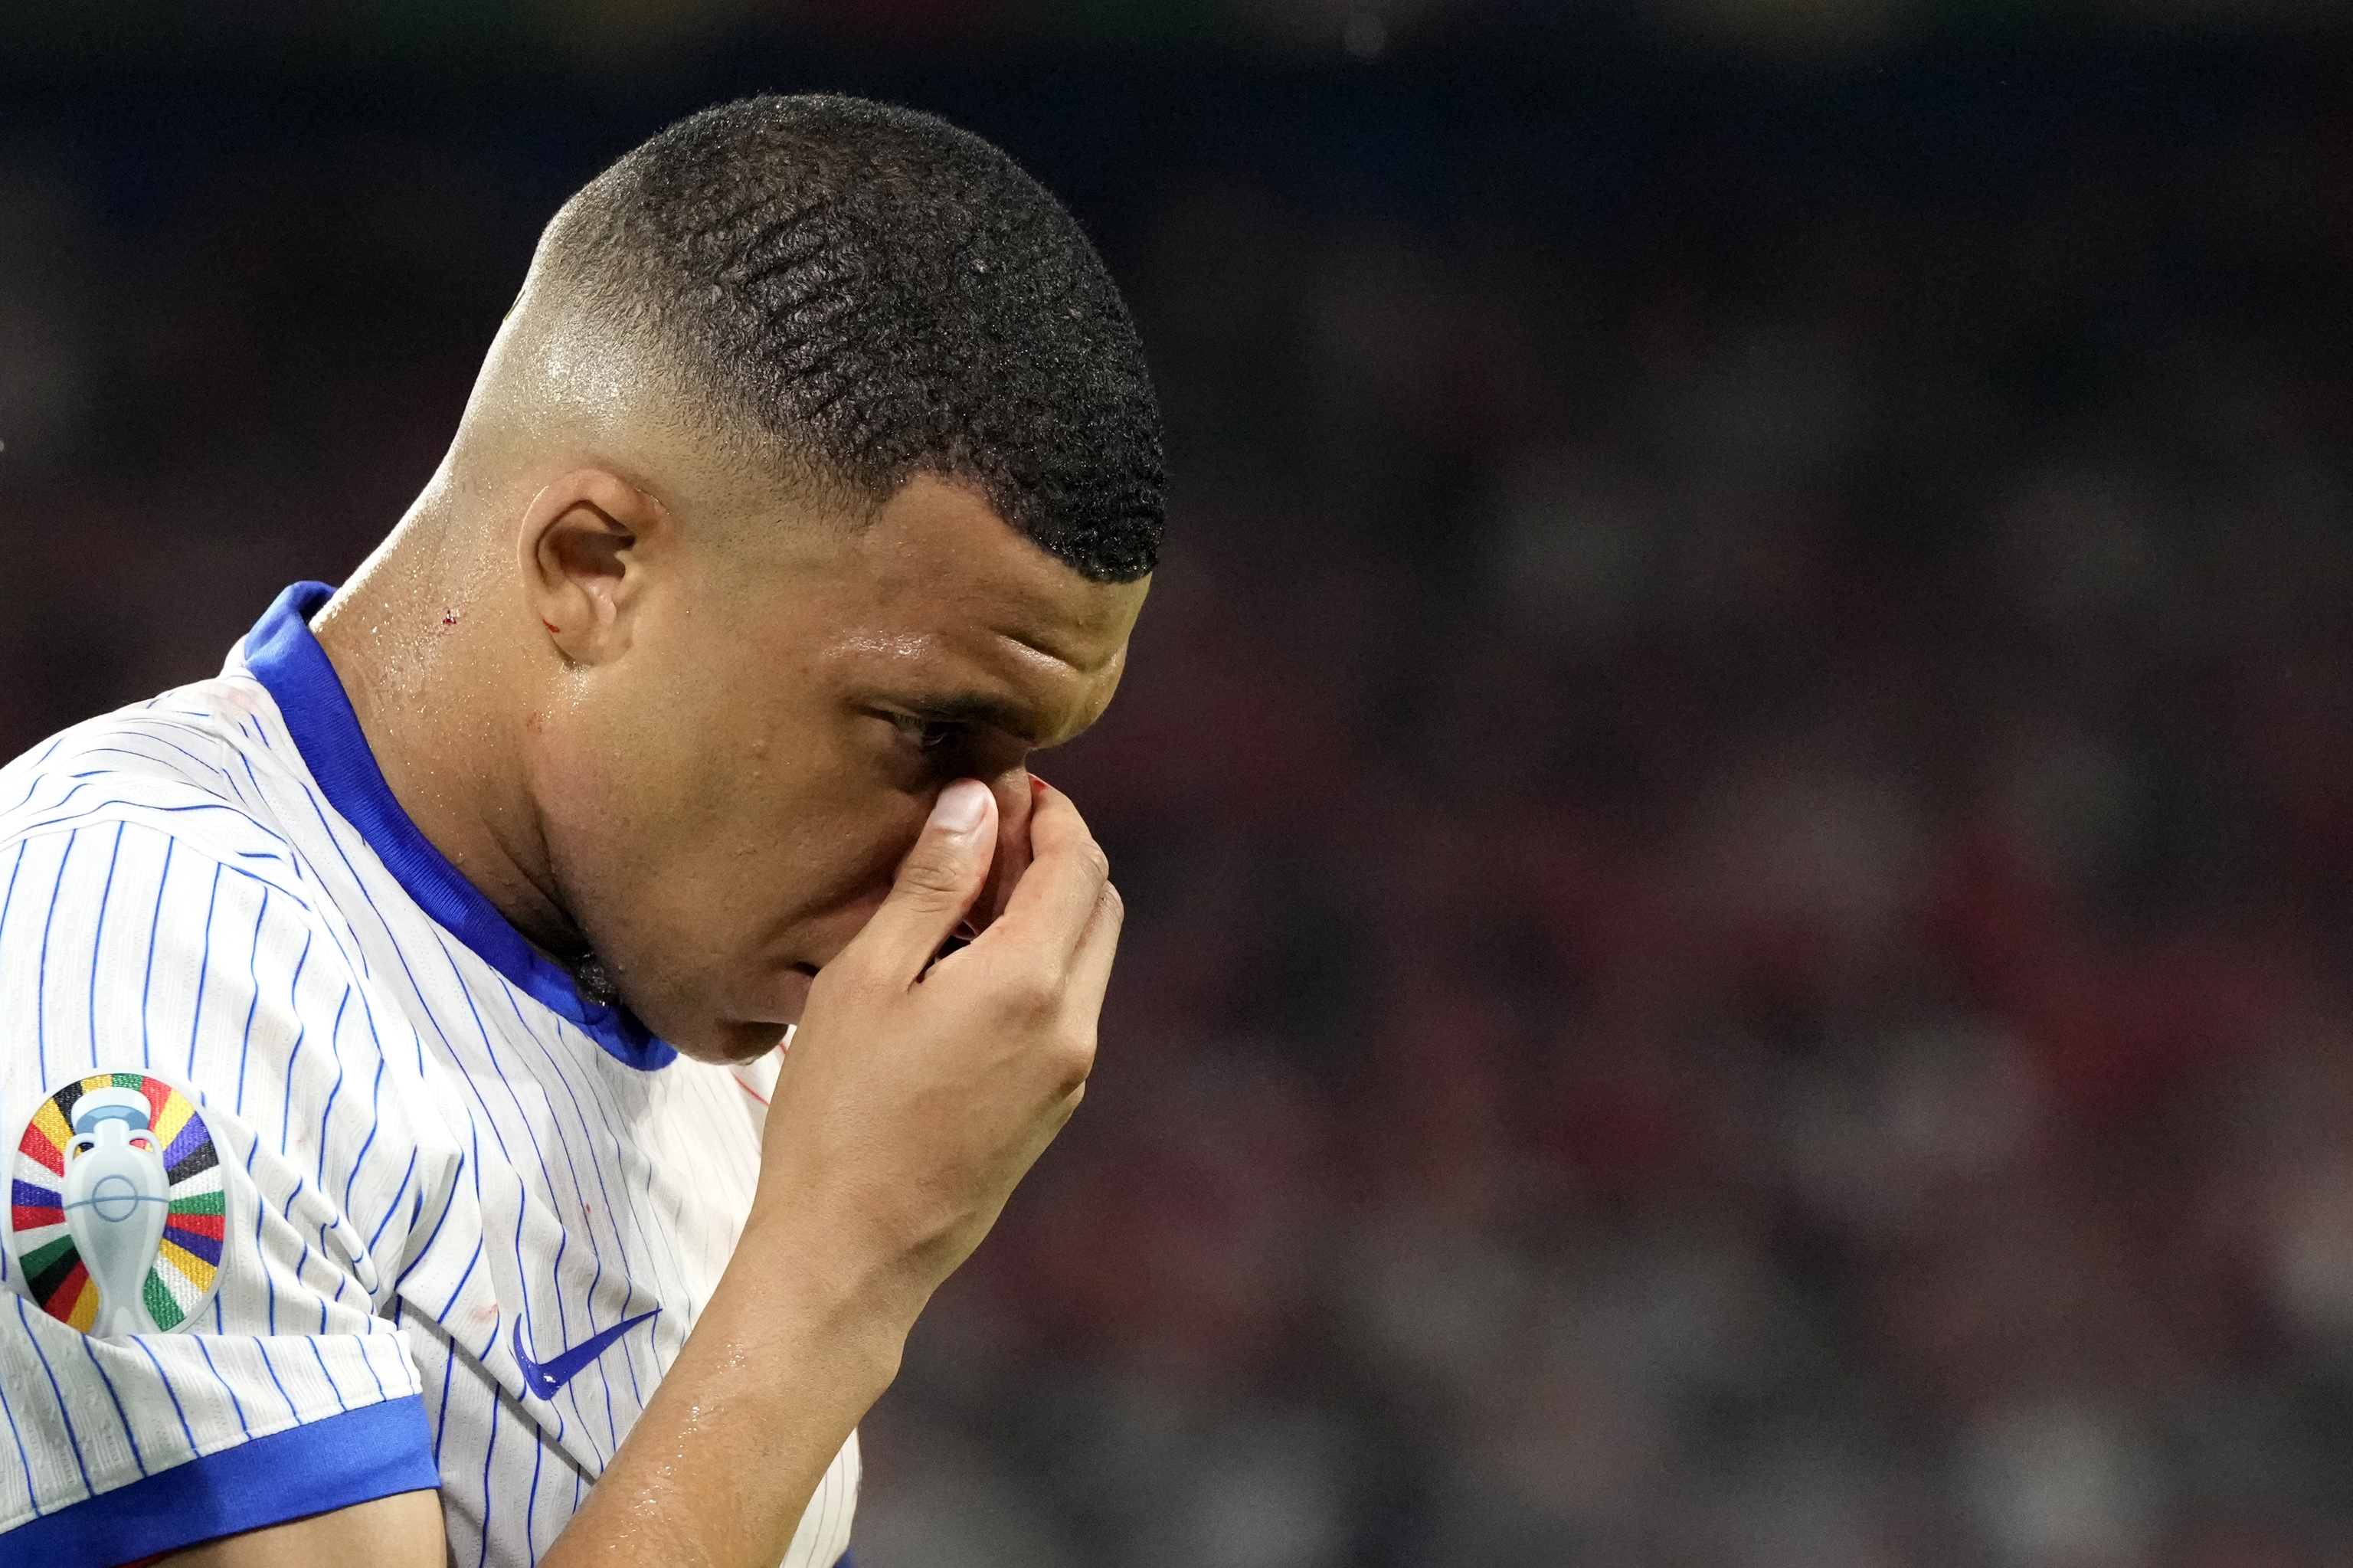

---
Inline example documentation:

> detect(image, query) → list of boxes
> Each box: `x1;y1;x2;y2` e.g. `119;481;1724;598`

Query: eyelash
892;713;960;752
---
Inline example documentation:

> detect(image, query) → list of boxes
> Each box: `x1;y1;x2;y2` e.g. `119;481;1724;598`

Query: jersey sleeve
0;816;453;1563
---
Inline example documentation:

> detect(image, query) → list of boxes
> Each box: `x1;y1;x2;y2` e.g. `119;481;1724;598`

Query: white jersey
0;582;859;1567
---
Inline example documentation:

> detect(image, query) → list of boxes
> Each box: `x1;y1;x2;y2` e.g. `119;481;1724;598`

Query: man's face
530;474;1149;1062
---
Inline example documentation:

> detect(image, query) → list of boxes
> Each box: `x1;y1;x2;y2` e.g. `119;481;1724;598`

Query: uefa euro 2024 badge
8;1074;226;1335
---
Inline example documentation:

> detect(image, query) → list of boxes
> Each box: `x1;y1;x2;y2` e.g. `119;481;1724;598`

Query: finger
967;767;1036;936
979;779;1107;962
1061;878;1125;1026
847;778;998;984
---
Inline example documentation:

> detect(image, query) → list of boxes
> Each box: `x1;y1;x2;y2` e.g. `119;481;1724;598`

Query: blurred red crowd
5;67;2353;1568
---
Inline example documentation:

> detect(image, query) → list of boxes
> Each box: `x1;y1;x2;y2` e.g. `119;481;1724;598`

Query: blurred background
7;2;2353;1564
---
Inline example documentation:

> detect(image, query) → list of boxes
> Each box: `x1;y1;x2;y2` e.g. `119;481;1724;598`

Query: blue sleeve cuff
2;1395;437;1564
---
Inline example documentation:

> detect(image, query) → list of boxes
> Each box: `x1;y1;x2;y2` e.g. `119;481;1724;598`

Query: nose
969;762;1035;932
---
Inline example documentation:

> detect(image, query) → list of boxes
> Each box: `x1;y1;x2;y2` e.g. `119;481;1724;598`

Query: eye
890;713;959;752
129;1135;153;1151
70;1138;94;1159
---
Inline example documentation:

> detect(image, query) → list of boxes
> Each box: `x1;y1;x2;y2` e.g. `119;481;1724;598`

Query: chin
661;965;816;1065
669;1020;794;1066
769;964;816;1022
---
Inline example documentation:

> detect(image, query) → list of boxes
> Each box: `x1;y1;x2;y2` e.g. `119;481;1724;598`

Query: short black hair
547;93;1163;582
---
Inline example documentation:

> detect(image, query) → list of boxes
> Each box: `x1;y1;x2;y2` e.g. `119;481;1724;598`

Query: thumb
854;778;998;984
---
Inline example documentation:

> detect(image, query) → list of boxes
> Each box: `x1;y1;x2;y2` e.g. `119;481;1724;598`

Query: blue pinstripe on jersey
86;823;125;1065
130;1334;199;1459
190;1333;250;1436
76;1335;146;1477
33;827;76;1085
140;835;178;1069
14;1296;93;1501
0;1339;40;1507
188;860;222;1076
232;887;273;1115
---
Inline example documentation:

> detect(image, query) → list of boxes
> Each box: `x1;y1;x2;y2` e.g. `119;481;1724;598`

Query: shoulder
0;674;399;1088
0;683;457;1285
0;673;317;899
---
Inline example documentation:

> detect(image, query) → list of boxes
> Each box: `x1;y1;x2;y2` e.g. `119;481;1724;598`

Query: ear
519;469;673;664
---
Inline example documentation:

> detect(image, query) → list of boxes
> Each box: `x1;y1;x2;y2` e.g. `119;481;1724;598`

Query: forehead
781;475;1148;745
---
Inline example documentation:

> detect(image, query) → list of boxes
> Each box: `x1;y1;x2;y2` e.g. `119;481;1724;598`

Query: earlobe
522;470;667;664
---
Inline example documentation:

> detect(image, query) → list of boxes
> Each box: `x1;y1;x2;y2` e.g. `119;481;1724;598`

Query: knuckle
997;970;1060;1025
1049;1031;1096;1092
893;848;974;906
895;846;966;895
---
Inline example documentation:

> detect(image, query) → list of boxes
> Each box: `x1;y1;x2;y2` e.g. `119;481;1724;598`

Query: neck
310;493;590;965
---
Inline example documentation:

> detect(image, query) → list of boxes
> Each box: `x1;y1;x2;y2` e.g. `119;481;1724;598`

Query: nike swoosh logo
512;1307;660;1399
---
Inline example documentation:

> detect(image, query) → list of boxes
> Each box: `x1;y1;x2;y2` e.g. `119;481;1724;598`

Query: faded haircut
541;93;1164;582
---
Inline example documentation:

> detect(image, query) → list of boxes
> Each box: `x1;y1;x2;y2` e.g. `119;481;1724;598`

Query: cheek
532;675;938;964
539;663;779;846
659;752;928;957
529;687;748;950
785;793;933;923
532;721;656;870
738;774;941;968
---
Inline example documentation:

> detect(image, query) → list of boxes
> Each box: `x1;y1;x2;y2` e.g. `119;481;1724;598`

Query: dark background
7;3;2353;1564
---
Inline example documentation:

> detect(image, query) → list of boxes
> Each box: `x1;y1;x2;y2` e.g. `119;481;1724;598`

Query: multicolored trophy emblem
10;1073;225;1334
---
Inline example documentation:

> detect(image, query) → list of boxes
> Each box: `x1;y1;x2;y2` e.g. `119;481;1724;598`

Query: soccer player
0;93;1160;1568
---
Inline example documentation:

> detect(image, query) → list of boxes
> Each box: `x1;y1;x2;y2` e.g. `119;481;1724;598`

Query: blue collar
241;582;676;1071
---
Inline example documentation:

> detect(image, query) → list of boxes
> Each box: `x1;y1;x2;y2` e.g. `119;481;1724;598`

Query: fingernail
934;778;990;837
